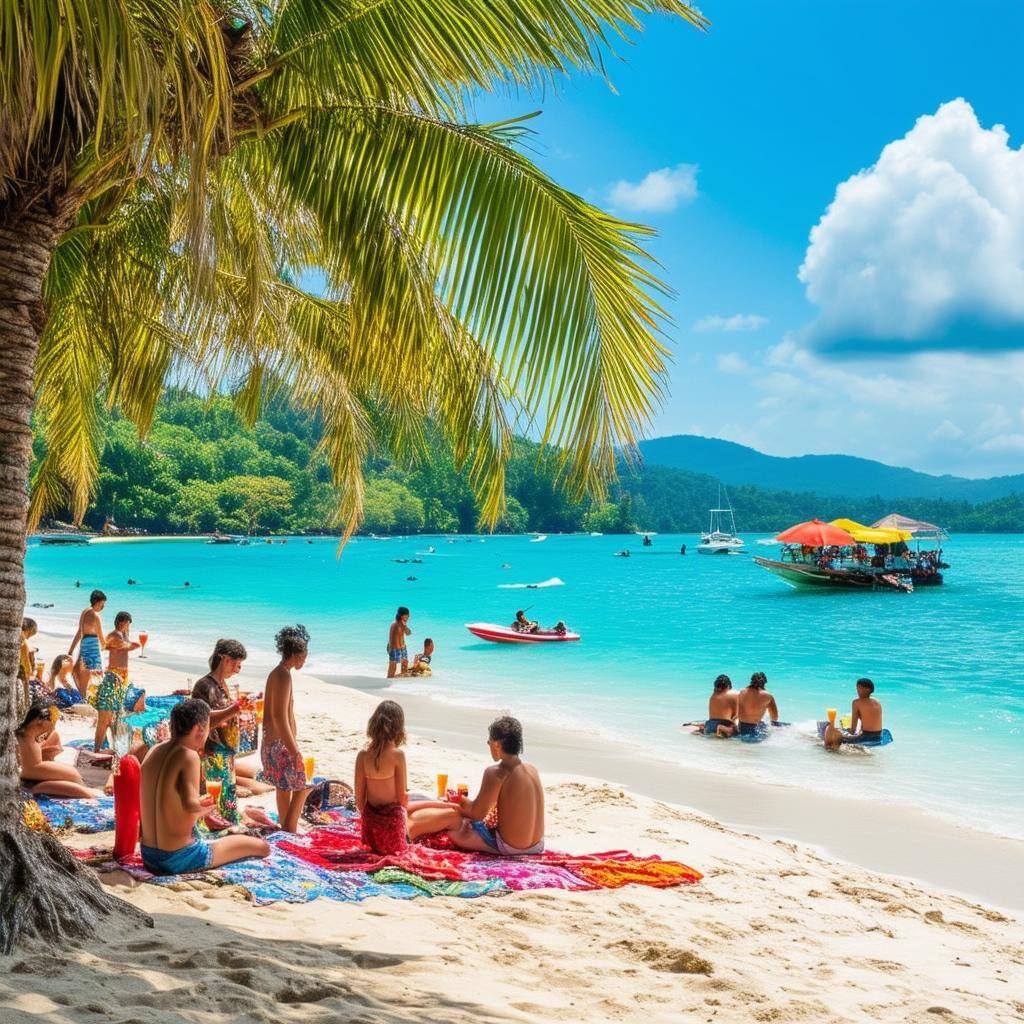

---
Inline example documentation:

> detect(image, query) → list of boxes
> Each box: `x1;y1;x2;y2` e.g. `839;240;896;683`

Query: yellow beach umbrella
830;518;912;544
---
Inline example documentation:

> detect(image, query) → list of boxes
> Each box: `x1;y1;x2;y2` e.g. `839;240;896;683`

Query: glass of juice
206;777;223;805
138;630;149;659
436;772;448;798
457;783;469;798
303;755;315;782
255;696;265;723
826;707;838;725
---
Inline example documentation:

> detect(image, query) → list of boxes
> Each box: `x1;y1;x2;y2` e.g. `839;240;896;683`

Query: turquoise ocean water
25;533;1024;839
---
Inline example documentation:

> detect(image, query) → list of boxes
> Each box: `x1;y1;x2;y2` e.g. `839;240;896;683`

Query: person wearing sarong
191;639;246;825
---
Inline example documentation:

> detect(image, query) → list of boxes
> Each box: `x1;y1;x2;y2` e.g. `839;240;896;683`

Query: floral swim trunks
91;669;128;713
260;740;308;791
388;647;408;663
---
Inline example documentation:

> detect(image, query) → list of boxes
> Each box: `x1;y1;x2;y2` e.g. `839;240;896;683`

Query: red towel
359;803;408;855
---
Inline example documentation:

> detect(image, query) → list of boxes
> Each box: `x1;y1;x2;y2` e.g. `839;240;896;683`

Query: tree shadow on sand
0;906;526;1024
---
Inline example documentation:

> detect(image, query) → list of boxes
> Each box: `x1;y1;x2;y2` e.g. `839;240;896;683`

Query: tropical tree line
39;392;1024;537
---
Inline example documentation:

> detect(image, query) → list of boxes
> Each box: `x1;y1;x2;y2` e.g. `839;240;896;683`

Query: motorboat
38;533;92;546
465;622;580;643
697;490;745;554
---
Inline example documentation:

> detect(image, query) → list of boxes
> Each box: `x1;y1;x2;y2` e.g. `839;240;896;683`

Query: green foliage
35;391;1024;536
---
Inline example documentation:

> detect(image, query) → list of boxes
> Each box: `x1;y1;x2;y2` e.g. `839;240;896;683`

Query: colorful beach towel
23;794;116;834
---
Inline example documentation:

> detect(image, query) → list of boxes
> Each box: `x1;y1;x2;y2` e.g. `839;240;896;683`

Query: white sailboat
697;489;745;554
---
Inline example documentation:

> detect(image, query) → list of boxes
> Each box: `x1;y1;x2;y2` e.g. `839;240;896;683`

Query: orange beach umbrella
775;519;856;547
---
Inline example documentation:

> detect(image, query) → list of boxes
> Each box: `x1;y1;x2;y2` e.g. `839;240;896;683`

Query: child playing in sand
17;700;94;798
386;607;412;678
260;625;313;832
409;638;434;677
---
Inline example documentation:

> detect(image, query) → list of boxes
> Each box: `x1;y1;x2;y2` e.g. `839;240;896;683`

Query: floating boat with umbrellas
753;514;947;591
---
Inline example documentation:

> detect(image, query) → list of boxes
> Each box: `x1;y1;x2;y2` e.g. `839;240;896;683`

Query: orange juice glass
255;697;265;723
206;779;222;804
303;756;315;781
826;708;838;725
436;772;448;798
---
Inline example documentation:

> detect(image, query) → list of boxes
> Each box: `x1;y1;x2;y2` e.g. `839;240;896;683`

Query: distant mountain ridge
637;435;1024;504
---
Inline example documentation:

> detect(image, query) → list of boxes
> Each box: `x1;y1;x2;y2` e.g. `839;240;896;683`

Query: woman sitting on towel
355;700;454;853
17;699;94;798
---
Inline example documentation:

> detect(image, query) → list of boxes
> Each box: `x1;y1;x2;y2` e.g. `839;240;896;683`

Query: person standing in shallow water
386;606;411;678
261;625;314;832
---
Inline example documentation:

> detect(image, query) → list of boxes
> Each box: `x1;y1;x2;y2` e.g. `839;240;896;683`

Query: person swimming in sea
702;674;738;738
737;671;780;738
823;678;884;750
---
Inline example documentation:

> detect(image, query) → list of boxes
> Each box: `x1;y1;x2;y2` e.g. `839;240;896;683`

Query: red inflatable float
113;754;142;861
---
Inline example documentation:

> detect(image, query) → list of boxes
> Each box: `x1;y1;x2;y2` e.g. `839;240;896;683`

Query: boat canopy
775;519;855;546
871;513;945;538
829;518;912;544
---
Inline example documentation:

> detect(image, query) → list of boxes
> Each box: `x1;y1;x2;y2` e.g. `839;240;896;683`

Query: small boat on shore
466;622;580;643
38;533;92;546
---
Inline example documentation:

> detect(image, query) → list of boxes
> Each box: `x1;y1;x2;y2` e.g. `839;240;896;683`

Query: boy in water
703;674;738;737
387;607;412;678
261;625;314;832
737;671;780;738
69;589;106;698
91;611;143;752
140;699;269;874
824;678;884;750
409;638;434;677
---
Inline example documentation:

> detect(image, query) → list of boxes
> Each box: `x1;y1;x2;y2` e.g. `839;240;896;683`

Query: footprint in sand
275;981;352;1004
10;957;64;978
612;939;713;975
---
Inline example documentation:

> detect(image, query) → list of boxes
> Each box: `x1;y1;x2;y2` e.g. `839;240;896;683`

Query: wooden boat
753;557;933;590
465;622;580;643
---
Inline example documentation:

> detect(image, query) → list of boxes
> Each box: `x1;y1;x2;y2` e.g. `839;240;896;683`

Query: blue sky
469;0;1024;477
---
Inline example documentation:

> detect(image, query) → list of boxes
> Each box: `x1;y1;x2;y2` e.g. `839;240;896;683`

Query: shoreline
36;626;1023;913
11;633;1021;1024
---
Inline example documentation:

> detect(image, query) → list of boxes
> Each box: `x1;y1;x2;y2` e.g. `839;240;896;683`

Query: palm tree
0;1;706;949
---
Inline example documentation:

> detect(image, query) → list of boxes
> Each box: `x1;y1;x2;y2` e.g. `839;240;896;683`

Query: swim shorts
91;669;128;712
703;718;734;736
140;827;213;875
388;647;408;663
738;721;768;738
260;739;308;791
468;820;545;856
53;686;85;709
79;634;102;672
844;729;883;744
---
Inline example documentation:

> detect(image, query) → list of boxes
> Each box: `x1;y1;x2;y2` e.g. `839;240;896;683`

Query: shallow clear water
25;533;1024;838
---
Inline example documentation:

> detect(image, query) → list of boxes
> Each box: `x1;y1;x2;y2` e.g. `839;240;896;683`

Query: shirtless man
737;671;780;739
387;606;412;678
824;678;884;750
448;716;545;855
69;589;106;698
140;699;269;874
703;674;738;737
17;701;94;798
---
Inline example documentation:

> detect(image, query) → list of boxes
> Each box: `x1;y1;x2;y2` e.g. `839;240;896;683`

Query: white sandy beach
2;638;1022;1024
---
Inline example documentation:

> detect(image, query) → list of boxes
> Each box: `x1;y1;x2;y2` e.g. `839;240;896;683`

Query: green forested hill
31;391;1024;535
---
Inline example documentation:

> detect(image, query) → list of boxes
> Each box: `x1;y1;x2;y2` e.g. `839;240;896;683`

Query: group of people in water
17;587;545;877
695;671;884;749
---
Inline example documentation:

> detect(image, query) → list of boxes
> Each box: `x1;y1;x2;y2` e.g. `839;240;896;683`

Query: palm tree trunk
0;210;151;953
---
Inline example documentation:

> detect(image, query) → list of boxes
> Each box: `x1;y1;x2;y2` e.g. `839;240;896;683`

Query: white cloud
800;99;1024;353
609;163;698;213
716;352;750;375
694;313;768;333
929;419;965;442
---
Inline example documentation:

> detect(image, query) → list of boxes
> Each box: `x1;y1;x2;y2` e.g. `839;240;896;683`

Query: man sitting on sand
824;678;884;750
737;672;780;738
140;699;270;874
703;674;738;737
446;716;545;855
17;699;95;798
